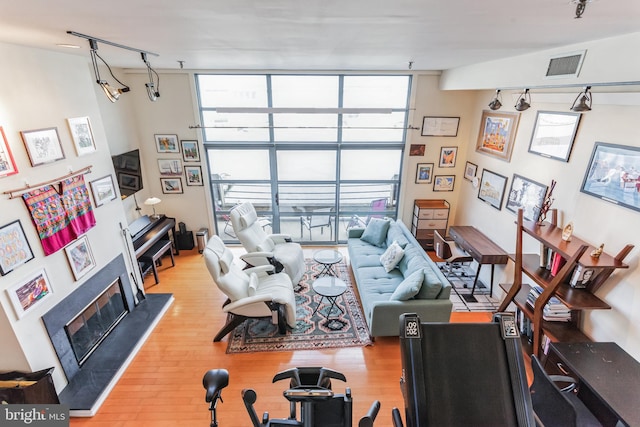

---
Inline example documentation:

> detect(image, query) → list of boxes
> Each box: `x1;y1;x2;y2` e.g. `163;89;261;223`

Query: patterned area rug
437;263;500;312
226;259;372;354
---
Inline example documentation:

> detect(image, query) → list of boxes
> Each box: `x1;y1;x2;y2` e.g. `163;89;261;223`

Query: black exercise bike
203;367;380;427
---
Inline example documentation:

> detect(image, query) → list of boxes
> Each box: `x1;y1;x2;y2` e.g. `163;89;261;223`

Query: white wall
116;72;213;236
440;32;640;90
438;34;640;360
399;74;477;224
0;42;135;390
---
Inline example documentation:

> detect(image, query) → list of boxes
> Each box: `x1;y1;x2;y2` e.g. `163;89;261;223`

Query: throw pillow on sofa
380;240;405;272
390;269;423;301
360;218;391;247
415;267;443;299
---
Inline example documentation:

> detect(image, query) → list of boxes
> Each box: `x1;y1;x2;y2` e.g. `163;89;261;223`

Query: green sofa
347;219;452;337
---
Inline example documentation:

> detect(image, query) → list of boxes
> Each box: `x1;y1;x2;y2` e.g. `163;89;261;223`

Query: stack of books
527;285;571;322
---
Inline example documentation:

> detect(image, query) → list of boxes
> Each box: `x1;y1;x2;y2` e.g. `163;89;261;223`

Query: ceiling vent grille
545;50;586;79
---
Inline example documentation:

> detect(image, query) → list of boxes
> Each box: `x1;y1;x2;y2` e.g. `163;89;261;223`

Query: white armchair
229;202;306;285
204;235;297;342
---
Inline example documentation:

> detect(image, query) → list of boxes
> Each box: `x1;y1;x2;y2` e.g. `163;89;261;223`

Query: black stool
140;239;174;284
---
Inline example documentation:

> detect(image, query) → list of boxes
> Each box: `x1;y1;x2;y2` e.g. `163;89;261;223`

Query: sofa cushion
386;223;410;248
390;269;423;301
415;267;444;299
398;246;430;277
380;240;405;272
360;218;391;247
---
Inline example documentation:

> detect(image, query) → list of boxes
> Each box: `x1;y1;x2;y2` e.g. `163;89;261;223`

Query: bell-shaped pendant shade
488;90;502;110
514;89;531;111
570;87;592;112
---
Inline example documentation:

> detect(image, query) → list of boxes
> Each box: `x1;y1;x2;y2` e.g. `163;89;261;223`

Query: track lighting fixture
570;86;592;112
573;0;590;18
141;52;160;101
514;89;531;111
88;39;130;103
488;90;503;110
68;31;159;103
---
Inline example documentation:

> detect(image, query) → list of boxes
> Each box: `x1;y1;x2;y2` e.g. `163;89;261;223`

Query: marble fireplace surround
42;254;173;416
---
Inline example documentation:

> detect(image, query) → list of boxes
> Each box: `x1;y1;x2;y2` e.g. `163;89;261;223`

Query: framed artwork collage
155;134;203;193
416;116;461;192
468;107;584;217
413;106;586;216
1;116;103;319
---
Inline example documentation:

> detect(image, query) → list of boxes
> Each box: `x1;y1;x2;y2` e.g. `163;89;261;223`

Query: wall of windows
196;74;411;243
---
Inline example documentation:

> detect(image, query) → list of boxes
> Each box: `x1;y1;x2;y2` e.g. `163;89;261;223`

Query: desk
548;342;640;427
448;226;508;296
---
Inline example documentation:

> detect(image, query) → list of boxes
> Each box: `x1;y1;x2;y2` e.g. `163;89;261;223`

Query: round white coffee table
313;249;343;277
311;276;347;319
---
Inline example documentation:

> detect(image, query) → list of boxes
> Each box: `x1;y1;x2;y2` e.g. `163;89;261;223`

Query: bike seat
203;369;229;403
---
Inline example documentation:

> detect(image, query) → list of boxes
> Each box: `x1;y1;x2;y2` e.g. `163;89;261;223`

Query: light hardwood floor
69;247;492;427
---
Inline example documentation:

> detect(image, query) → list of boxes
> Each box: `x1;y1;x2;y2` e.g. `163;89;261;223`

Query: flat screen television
112;149;143;198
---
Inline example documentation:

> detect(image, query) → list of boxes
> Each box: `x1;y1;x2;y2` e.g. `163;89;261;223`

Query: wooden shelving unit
498;209;633;357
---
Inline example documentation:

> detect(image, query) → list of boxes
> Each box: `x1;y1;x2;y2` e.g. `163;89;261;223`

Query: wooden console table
547;342;640;427
448;226;509;296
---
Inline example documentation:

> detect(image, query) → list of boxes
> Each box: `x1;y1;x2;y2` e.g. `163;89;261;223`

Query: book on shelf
549;252;566;277
541;334;551;355
568;264;602;288
527;285;570;321
539;243;548;268
545;247;554;270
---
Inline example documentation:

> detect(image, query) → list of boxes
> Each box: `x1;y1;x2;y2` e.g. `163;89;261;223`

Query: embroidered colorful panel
22;175;96;255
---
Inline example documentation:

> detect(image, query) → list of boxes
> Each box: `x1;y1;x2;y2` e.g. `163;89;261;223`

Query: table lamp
144;197;162;219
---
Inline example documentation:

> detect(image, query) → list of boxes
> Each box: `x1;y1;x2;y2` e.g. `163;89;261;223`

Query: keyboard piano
129;214;178;259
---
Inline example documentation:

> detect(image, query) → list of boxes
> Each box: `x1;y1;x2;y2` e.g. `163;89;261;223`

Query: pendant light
488;90;503;110
514;89;531;111
570;86;592;112
89;39;130;103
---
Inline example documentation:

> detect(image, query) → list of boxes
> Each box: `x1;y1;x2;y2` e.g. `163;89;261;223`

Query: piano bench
139;239;175;285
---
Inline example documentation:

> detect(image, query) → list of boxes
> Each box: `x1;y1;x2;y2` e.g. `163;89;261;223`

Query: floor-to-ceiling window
196;74;411;244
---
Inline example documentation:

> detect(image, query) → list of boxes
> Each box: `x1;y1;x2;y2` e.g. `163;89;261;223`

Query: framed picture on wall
155;134;180;153
20;127;65;166
90;174;117;207
439;146;457;167
64;235;96;280
409;144;425;156
181;140;201;162
433;175;455;192
0;126;19;178
415;163;434;184
464;161;478;181
478;169;508;210
528;111;581;162
158;159;183;176
421;116;460;137
505;174;548;222
475;110;520;162
581;142;640;212
6;268;53;319
67;116;97;156
161;177;184;194
185;165;204;186
0;220;34;276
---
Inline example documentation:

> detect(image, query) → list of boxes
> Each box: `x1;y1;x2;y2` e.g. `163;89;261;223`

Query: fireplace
41;254;173;416
65;278;128;366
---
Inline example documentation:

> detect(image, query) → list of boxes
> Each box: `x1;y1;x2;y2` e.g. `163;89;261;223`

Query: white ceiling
1;0;639;71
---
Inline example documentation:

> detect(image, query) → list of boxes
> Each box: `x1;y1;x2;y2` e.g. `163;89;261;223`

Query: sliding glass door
198;73;410;244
